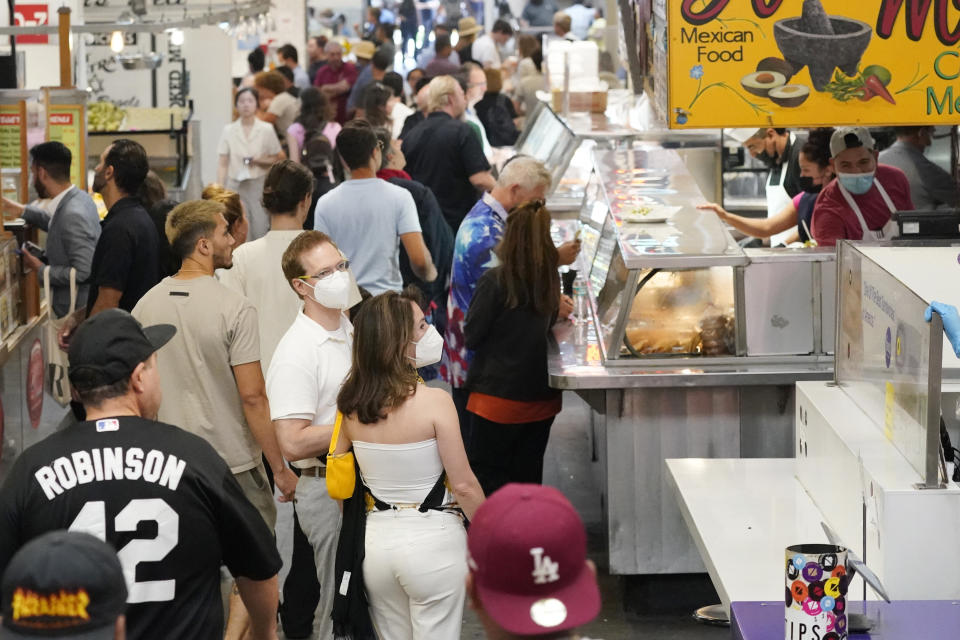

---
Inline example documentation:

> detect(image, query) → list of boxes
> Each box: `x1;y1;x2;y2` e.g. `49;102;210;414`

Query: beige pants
233;462;277;531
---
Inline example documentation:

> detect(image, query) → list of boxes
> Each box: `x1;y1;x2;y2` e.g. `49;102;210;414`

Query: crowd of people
0;10;610;638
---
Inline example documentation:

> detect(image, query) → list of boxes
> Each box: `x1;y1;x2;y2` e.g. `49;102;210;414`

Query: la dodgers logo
530;547;559;584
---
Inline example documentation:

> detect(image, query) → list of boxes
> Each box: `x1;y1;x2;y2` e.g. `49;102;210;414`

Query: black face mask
797;176;822;194
756;149;779;168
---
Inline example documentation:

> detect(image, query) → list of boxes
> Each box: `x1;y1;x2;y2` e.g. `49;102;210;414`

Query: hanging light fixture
110;30;125;53
169;28;184;46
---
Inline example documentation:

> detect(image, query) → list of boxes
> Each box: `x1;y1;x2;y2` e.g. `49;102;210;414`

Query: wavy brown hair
496;201;560;316
337;289;423;424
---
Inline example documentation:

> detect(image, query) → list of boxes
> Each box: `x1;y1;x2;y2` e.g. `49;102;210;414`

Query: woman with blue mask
699;128;835;246
810;127;915;247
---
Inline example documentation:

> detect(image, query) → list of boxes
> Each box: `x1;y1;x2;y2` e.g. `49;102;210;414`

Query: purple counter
731;600;960;640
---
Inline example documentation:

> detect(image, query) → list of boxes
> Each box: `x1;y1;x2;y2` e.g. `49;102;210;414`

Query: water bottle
572;276;587;325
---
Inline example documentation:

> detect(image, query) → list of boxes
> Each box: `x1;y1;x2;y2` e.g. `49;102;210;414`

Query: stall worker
811;127;914;247
698;128;834;245
728;128;805;237
879;126;959;210
1;141;100;318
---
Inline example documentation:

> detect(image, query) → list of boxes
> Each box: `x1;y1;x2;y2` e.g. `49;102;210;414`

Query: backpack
301;125;341;193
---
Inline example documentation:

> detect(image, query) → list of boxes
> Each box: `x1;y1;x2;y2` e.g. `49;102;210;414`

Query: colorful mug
785;544;849;640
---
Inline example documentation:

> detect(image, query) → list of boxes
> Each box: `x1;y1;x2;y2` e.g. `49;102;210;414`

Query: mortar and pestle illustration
773;0;872;92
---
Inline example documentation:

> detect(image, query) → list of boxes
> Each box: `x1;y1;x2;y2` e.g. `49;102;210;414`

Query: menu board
0;104;24;205
47;104;84;188
0;105;21;171
667;0;960;128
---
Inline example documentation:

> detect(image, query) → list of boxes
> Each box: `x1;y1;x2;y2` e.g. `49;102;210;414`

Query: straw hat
457;17;483;37
353;40;375;60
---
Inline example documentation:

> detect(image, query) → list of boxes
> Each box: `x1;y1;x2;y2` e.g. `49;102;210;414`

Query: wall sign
667;0;960;128
46;105;85;188
14;3;49;45
0;106;22;172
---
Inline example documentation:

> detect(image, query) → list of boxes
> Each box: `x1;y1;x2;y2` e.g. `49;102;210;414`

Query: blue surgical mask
837;171;875;195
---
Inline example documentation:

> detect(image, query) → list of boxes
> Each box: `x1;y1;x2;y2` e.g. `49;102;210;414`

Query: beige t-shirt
132;276;262;473
268;92;301;137
217;229;303;375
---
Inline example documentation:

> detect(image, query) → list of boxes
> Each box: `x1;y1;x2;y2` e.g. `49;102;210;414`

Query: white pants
295;474;342;639
363;509;467;640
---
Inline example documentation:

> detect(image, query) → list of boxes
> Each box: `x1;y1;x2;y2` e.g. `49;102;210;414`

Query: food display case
87;101;198;201
550;145;838;576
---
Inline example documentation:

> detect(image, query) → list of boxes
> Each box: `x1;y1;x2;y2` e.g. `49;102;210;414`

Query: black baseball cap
1;531;127;638
68;309;175;390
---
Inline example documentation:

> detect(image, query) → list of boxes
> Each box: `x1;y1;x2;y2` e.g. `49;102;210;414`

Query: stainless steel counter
549;320;833;390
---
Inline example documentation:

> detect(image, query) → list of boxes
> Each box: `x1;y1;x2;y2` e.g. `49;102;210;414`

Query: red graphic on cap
27;339;43;429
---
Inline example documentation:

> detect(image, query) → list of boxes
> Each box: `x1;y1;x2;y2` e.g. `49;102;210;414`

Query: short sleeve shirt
810;165;914;247
267;312;353;429
132;276;263;473
217;119;282;181
87;197;161;315
0;417;281;640
313;178;422;294
217;230;304;374
402;112;491;230
440;194;505;388
471;34;501;68
314;62;359;123
267;91;301;135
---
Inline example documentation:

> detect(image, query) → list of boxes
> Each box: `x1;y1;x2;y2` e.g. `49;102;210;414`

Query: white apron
767;136;795;246
838;177;900;241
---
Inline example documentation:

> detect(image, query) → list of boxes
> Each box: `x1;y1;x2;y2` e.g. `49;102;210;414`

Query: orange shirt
467;392;562;424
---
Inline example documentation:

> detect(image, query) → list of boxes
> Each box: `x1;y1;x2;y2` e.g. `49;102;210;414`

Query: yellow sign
0;104;21;172
47;105;85;189
667;0;960;128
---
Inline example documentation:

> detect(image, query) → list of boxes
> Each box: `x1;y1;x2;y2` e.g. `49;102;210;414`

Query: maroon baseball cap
467;484;601;636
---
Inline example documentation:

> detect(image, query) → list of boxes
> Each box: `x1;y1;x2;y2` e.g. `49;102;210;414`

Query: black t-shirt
88;197;161;314
476;93;520;147
402;112;491;231
0;416;281;640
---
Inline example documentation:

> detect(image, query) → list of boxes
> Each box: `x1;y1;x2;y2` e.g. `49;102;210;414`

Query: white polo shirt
266;310;353;468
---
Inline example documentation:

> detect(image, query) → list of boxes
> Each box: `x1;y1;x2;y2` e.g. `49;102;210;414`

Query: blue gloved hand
925;301;960;357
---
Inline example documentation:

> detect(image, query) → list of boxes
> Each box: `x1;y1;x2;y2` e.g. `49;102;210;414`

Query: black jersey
0;416;281;640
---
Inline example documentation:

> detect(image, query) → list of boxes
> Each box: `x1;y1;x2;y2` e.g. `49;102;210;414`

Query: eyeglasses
298;259;350;281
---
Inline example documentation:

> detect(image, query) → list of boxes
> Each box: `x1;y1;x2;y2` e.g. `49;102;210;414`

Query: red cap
467;484;601;636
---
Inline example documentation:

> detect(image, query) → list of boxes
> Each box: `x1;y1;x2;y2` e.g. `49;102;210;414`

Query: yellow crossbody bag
326;412;356;500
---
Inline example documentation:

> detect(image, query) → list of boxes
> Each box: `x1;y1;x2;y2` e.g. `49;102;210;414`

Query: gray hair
497;156;552;192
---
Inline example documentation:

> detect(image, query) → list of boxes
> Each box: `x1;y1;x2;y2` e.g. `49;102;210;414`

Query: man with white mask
811;126;914;247
267;230;361;640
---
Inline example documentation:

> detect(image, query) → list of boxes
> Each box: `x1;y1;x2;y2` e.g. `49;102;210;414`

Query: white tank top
352;439;449;505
